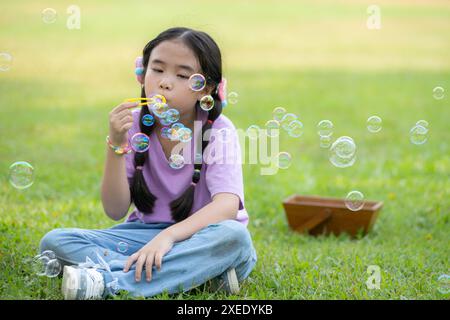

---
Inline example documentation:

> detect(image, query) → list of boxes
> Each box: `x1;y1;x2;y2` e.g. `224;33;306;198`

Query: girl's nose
159;79;172;91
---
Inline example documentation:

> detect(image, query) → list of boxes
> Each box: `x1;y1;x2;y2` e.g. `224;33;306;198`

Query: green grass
0;0;449;299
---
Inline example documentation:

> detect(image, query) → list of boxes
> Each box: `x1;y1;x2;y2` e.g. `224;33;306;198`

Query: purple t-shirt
125;106;249;226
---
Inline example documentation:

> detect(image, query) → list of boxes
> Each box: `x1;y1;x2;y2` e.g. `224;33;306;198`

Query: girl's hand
123;231;176;282
108;102;138;145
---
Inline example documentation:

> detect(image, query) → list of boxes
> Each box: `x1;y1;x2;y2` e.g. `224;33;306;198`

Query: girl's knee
39;228;76;253
217;219;254;250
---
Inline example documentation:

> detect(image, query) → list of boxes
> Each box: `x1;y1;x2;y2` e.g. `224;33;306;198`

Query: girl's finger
154;252;163;271
145;253;155;282
123;253;139;272
114;102;139;112
120;123;133;133
118;115;134;127
114;108;133;120
134;254;147;282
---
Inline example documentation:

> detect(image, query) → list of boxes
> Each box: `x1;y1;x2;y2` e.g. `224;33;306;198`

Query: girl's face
144;39;212;121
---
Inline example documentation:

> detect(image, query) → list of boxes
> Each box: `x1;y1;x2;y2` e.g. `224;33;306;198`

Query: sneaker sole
226;268;240;294
62;266;80;300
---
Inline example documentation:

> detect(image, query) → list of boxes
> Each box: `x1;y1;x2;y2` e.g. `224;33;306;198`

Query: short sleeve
204;117;245;210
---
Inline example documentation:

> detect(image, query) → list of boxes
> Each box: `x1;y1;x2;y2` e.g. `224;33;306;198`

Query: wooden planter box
282;195;383;237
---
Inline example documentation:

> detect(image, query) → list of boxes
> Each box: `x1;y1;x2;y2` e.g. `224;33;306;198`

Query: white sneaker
61;265;105;300
209;268;240;295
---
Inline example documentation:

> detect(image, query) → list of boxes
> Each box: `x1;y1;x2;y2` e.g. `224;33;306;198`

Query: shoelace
78;252;119;296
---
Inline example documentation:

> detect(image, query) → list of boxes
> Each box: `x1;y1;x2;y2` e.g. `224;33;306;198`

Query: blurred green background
0;0;449;299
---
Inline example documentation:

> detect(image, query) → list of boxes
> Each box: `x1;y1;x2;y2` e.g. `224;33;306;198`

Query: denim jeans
39;219;257;298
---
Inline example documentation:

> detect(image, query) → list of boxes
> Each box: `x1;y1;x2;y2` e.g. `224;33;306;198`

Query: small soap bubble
151;102;169;118
159;113;172;126
246;125;260;140
117;241;129;253
367;116;382;133
169;154;185;169
317;120;333;137
9;161;35;189
32;255;50;276
433;86;444;100
409;125;428;145
345;190;364;211
228;92;239;105
130;132;150;152
280;113;298;131
165;109;180;123
200;95;215;111
333;136;356;159
41;8;57;24
45;259;61;278
149;94;166;104
40;250;57;260
437;274;450;294
161;127;171;139
319;136;332;149
178;127;192;143
277;152;292;169
415;120;429;128
0;52;13;72
287;120;304;138
168;127;180;141
171;123;185;130
329;136;356;168
141;114;154;127
265;120;280;137
272;107;286;122
188;74;206;91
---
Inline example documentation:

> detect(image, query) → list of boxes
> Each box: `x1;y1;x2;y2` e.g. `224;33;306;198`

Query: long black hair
130;27;223;222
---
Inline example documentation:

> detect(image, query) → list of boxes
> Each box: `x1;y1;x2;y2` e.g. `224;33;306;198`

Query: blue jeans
39;219;257;298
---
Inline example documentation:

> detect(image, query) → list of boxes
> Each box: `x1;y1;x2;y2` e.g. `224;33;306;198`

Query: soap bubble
280;113;298;131
319;136;332;148
287;120;304;138
200;95;214;111
367;116;382;133
178;127;192;143
148;94;166;105
265;120;280;137
433;86;444;100
171;123;185;130
188;74;206;91
151;103;169;118
41;8;57;24
228;92;239;105
45;259;61;278
333;136;356;159
437;274;450;294
169;154;185;169
345;190;364;211
246;125;260;140
409;125;428;145
317;120;333;137
277;152;292;169
40;250;57;260
165;109;180;123
415;120;429;128
9;161;35;189
117;241;129;253
32;255;50;276
329;136;356;168
142;114;154;127
0;52;13;72
272;107;286;122
130;133;150;152
161;127;171;139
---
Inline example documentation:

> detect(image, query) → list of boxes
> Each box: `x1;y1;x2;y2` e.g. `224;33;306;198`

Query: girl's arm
163;192;240;242
100;147;131;221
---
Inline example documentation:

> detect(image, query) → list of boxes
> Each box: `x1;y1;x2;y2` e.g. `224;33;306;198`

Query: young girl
39;27;257;300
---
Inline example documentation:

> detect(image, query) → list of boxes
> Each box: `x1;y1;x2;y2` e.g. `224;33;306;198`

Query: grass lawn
0;0;449;299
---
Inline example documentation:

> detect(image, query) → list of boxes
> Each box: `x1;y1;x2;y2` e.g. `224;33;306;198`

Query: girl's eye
177;75;189;79
152;68;163;73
